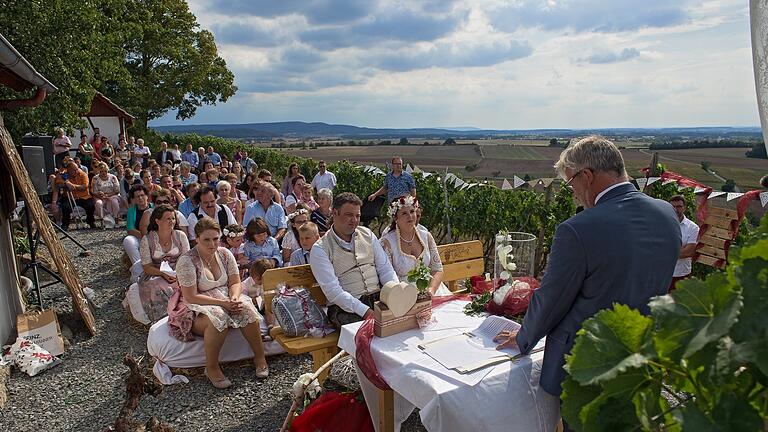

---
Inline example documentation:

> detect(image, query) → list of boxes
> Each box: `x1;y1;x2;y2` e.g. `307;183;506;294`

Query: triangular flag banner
694;186;708;194
501;179;513;190
708;191;726;199
663;178;677;185
527;180;537;188
541;178;555;188
677;183;689;191
635;178;648;190
647;177;661;186
453;178;466;188
726;192;744;201
405;164;413;174
412;165;422;173
463;183;477;189
422;171;432;177
513;176;525;188
760;191;768;207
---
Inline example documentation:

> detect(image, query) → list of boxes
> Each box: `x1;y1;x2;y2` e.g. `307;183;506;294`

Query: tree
0;0;235;140
700;160;711;171
0;0;128;141
398;137;410;146
113;0;236;131
549;138;559;147
443;138;457;145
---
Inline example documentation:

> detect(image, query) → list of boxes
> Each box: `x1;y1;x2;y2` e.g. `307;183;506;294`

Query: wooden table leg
377;388;395;432
310;347;338;383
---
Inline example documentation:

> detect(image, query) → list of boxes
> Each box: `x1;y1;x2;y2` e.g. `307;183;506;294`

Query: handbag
272;285;331;337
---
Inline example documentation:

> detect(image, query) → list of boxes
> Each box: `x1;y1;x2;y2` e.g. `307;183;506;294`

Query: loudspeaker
20;146;49;196
22;135;55;175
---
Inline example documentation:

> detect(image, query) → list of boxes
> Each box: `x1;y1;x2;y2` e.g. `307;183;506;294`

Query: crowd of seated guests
113;143;441;388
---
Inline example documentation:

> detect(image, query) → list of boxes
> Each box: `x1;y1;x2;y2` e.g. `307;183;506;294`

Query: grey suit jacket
516;183;681;396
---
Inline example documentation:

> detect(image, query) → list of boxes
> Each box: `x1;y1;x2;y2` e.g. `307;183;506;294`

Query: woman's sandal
204;368;232;389
255;365;269;379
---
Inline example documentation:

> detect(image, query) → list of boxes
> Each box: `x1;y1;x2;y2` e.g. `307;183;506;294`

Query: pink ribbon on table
354;293;472;390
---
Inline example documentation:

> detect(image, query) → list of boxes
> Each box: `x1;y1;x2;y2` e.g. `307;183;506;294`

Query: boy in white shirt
289;222;320;266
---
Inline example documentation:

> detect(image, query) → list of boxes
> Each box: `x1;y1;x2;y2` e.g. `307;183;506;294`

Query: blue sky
151;0;760;129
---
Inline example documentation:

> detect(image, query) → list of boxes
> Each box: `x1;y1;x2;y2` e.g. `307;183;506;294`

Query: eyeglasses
564;170;584;191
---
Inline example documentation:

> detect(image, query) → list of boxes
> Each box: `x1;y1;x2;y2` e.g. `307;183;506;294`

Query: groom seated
309;192;399;330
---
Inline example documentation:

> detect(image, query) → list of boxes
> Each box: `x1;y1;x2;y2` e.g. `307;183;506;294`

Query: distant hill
153;121;762;140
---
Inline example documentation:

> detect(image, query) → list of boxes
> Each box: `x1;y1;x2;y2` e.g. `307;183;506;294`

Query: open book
419;316;542;374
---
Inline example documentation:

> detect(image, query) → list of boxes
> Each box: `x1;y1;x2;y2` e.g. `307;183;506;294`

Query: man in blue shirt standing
367;156;416;203
181;143;198;167
243;181;287;242
205;146;222;166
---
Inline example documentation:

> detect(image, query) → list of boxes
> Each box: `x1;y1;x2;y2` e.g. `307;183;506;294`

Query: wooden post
377;389;395;432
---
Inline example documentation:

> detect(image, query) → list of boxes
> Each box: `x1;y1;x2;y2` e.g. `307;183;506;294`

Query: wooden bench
262;239;485;383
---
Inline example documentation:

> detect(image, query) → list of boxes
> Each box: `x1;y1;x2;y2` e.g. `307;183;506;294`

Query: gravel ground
0;227;427;431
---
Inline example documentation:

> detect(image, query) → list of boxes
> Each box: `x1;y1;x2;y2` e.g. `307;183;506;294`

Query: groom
494;136;681;425
310;192;399;330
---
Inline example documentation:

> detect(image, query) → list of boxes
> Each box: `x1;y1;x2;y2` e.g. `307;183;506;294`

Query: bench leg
310;346;338;383
377;388;395;432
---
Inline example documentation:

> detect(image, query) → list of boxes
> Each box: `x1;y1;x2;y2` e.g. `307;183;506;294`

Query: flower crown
388;195;419;218
287;208;310;222
222;227;244;238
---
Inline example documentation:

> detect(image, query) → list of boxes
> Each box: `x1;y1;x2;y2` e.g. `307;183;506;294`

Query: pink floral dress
167;247;261;341
137;230;189;323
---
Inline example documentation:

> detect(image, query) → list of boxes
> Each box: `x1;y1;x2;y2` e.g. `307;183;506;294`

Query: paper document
420;316;522;370
160;261;176;277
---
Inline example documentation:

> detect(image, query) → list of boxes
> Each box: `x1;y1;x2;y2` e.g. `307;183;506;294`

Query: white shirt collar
594;181;632;204
331;226;355;249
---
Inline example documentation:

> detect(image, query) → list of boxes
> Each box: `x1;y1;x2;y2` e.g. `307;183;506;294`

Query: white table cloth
338;300;560;432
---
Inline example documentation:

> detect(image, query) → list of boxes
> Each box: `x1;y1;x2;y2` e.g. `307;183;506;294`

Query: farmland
275;144;766;190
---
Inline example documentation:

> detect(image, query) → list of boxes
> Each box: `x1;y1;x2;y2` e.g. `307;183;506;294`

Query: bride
380;195;452;296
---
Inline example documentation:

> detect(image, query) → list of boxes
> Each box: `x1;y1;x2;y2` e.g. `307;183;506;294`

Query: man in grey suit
495;136;681;403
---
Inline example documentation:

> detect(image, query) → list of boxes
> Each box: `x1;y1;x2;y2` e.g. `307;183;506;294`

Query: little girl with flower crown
220;224;248;276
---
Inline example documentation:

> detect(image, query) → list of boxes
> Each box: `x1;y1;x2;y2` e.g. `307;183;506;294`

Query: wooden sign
694;205;740;270
0;116;96;334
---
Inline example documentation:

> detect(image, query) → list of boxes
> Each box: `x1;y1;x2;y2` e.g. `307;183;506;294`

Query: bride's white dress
380;227;452;296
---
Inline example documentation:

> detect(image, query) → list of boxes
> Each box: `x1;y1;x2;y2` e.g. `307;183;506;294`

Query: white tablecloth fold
338;300;560;432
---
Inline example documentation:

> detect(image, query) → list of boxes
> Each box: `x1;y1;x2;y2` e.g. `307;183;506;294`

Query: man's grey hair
317;188;333;201
554;135;625;178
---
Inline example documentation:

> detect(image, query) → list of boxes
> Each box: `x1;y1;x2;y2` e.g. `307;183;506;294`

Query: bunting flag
708;191;726;199
677;183;690;191
412;165;422;174
527;180;538;188
726;192;744;201
541;178;556;188
761;191;768;208
513;175;525;188
662;178;677;185
405;164;413;174
421;171;432;177
647;177;661;186
635;178;648;190
453;178;466;188
463;182;478;189
501;178;513;190
694;186;708;194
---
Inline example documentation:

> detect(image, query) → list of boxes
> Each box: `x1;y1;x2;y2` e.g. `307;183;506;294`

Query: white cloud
153;0;759;128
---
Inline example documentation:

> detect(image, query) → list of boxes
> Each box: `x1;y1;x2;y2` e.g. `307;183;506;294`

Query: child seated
242;259;277;333
289;221;320;266
220;224;248;276
243;217;283;267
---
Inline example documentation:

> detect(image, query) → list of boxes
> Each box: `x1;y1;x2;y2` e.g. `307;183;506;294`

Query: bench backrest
262;239;485;313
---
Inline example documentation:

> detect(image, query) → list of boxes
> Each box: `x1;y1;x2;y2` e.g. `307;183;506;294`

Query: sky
151;0;761;129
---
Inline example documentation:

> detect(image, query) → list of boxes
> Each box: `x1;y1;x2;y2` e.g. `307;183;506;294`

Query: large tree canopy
0;0;236;140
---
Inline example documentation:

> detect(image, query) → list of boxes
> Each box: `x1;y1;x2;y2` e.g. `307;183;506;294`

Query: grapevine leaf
675;394;763;432
566;304;654;385
729;258;768;343
561;377;601;432
650;274;741;362
631;380;663;431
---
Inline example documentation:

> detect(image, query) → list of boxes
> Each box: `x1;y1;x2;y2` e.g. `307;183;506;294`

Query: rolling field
275;144;766;190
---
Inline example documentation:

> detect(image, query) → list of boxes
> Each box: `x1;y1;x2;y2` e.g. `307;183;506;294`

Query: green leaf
631;381;663;431
650;274;741;362
561;377;601;432
675;394;763;432
729;258;768;344
566;304;654;385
